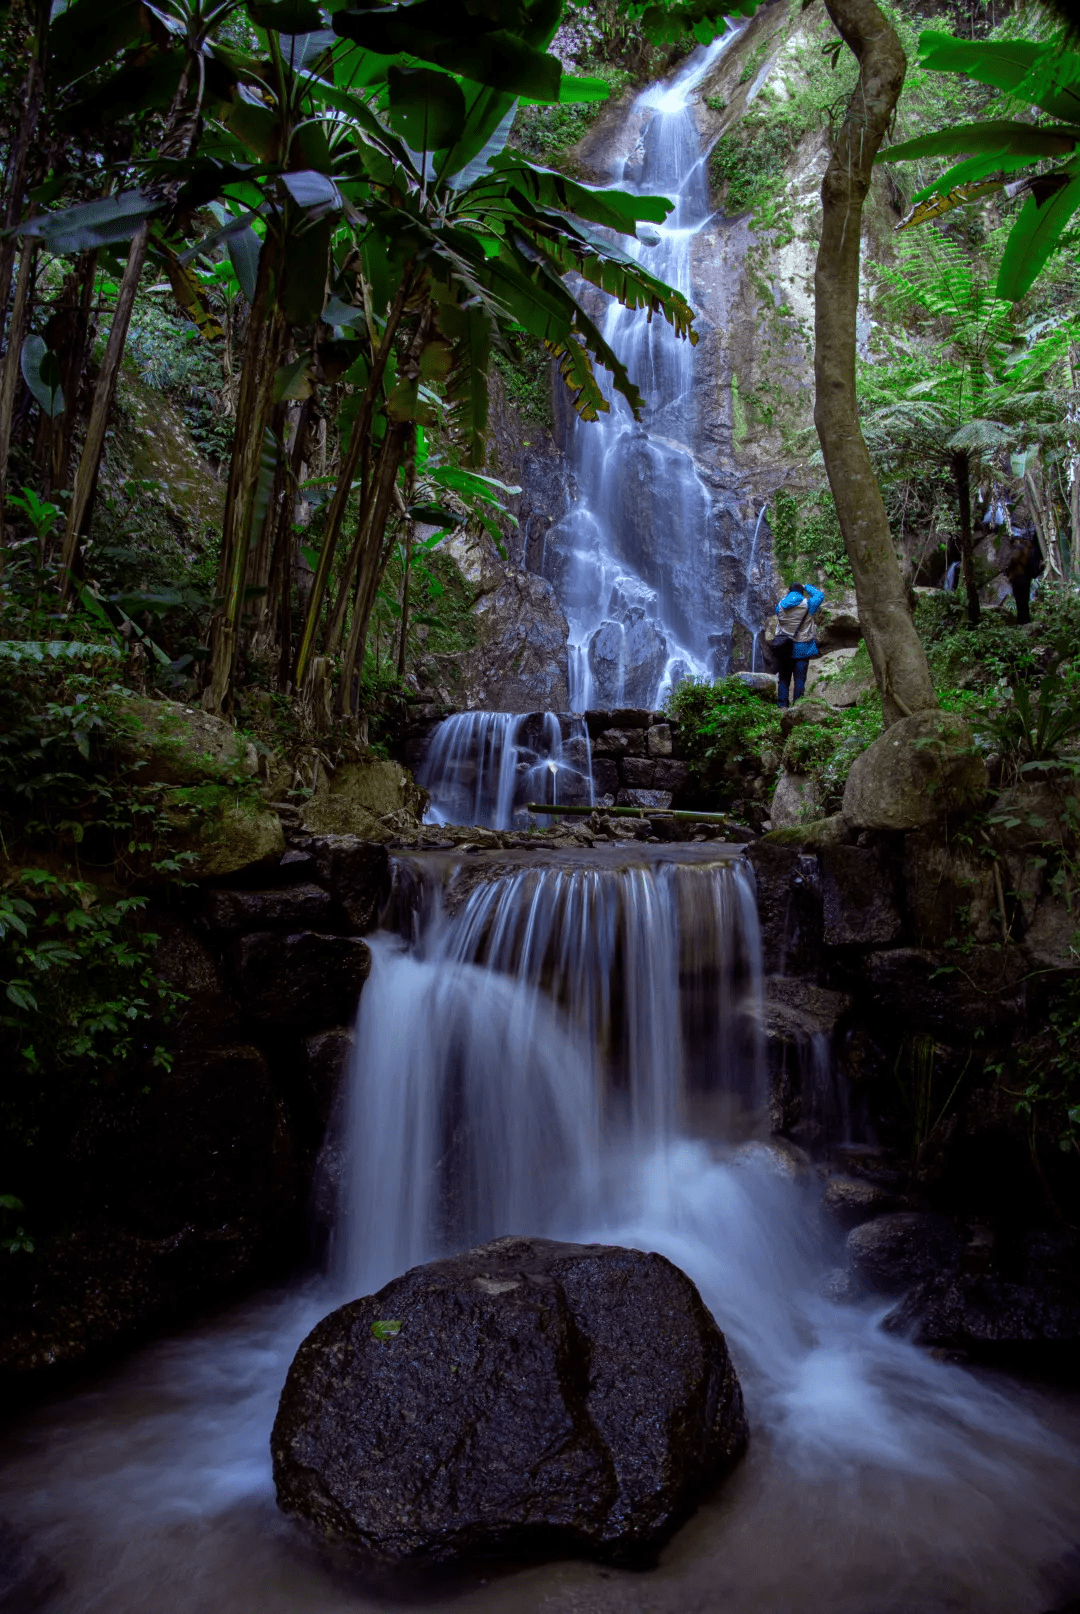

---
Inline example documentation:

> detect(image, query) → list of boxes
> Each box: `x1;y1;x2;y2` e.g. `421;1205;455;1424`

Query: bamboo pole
525;803;742;825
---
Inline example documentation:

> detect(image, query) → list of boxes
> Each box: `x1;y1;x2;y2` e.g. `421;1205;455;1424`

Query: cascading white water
544;32;774;711
332;853;764;1294
418;710;593;828
2;846;1080;1613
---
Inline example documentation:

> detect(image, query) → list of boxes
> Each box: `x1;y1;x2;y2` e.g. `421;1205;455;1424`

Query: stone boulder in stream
271;1235;747;1567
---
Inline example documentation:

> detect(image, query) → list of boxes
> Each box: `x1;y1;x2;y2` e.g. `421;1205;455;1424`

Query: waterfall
331;853;763;1294
418;710;593;828
543;30;772;711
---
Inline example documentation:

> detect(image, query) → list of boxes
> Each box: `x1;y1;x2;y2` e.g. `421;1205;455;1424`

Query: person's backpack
764;600;809;648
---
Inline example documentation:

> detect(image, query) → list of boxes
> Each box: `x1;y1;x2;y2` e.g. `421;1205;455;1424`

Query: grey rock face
587;616;669;708
846;1213;961;1296
272;1235;747;1567
820;845;903;947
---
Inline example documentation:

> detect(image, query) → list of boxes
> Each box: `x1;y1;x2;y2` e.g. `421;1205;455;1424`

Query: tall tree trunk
292;266;416;690
266;398;311;683
203;231;287;712
815;0;938;726
397;522;412;677
57;221;151;594
951;448;981;626
0;238;37;558
336;421;408;718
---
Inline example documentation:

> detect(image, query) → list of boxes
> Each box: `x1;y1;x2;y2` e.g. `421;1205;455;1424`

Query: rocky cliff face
459;0;890;713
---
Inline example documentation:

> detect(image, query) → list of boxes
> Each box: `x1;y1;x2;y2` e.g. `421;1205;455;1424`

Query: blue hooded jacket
775;584;824;658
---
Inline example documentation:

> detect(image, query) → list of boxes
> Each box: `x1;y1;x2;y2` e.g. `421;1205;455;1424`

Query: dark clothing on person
773;643;809;707
1000;530;1043;624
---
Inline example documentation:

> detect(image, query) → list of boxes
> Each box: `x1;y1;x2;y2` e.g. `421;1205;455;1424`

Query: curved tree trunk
815;0;938;726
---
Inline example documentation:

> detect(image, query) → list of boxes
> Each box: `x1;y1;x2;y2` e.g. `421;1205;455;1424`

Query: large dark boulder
846;1212;961;1296
272;1235;747;1567
883;1271;1080;1371
234;932;370;1027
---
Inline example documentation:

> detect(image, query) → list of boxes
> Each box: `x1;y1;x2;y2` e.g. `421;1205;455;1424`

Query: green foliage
510;61;633;165
768;486;853;589
0;870;178;1077
666;676;780;805
876;28;1080;301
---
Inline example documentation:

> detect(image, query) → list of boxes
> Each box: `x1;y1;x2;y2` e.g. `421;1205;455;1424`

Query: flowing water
418;711;593;829
3;846;1080;1614
541;33;774;710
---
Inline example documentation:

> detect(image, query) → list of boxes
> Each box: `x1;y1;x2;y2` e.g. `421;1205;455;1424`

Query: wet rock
620;757;691;792
903;831;998;947
858;945;1027;1039
820;845;902;946
769;770;820;830
846;1212;961;1296
779;697;834;738
272;1235;747;1567
745;843;822;975
843;712;986;832
166;797;285;880
235;933;371;1028
1023;896;1080;972
203;883;336;935
647;723;673;756
587;620;668;710
986;781;1078;853
593;728;647;756
883;1271;1080;1367
304;1029;354;1125
618;788;673;810
822;1175;900;1229
591;758;619;798
306;837;391;932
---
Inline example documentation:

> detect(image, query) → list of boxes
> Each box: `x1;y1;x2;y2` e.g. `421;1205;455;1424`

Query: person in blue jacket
770;582;824;708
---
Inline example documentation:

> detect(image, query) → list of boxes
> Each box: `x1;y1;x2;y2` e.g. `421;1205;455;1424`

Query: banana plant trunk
292;267;416;690
57;221;151;594
950;448;981;626
397;521;412;677
815;0;939;726
203;229;286;712
337;421;409;718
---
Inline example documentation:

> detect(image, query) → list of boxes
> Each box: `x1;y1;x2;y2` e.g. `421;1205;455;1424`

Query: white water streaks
544;30;771;711
417;710;593;828
2;850;1080;1613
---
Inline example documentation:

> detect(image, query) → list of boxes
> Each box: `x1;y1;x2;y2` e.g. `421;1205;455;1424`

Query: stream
2;847;1080;1613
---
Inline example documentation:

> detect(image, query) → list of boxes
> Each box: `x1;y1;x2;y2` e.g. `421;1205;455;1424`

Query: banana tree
17;0;250;596
876;31;1080;302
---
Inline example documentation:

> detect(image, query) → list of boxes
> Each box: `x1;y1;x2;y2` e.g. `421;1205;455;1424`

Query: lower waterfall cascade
418;710;594;829
2;846;1080;1614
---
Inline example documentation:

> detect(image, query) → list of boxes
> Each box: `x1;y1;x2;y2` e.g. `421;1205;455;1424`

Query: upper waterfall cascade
540;30;773;711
